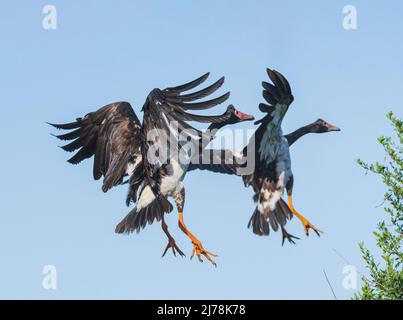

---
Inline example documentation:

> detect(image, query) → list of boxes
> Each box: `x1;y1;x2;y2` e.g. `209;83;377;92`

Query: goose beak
325;122;341;132
234;109;255;121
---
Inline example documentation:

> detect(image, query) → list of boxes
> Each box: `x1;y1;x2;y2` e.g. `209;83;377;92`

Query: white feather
136;185;156;211
267;171;285;212
257;171;286;215
136;158;187;211
159;159;185;194
126;155;142;176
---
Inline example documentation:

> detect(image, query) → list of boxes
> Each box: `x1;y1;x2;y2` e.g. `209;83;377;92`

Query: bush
355;112;402;300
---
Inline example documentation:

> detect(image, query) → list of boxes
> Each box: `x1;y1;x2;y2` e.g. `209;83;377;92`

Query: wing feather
50;102;143;192
179;92;230;110
141;73;233;169
166;77;225;102
52;128;82;141
187;149;240;175
166;72;210;92
254;69;294;126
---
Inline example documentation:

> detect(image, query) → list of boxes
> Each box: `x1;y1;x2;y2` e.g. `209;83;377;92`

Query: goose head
309;119;340;133
224;104;255;125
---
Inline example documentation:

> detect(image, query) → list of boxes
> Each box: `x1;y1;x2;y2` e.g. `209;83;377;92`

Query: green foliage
354;112;403;300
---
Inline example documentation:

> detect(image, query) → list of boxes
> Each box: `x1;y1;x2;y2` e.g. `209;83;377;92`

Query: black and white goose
49;73;252;266
244;69;340;241
188;69;340;244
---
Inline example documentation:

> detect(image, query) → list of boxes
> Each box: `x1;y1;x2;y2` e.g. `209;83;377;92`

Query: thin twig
375;199;386;208
332;248;352;266
323;269;337;300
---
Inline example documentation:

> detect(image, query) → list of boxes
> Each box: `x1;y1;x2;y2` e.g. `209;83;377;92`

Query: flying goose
188;69;340;244
49;73;252;266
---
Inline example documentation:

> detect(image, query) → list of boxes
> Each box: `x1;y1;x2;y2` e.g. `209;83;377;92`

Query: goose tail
248;198;293;236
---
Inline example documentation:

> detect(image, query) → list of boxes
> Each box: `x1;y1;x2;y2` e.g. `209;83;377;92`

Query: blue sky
0;0;402;299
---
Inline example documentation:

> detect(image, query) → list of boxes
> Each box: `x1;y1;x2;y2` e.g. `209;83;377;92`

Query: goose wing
243;69;294;167
49;102;143;193
142;73;230;142
187;149;241;175
255;68;294;126
140;73;231;178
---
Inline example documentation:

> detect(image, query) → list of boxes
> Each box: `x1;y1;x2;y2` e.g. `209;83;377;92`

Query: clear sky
0;0;402;299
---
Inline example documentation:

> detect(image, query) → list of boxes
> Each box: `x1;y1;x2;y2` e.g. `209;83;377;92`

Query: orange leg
287;195;323;237
178;211;218;267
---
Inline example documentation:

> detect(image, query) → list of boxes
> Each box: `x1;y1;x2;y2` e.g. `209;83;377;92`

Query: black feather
170;77;224;102
47;120;81;130
53;128;82;141
67;137;97;164
258;103;275;113
167;73;210;92
179;92;230;110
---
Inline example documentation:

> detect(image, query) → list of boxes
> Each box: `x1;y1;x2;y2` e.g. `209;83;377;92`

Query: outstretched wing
243;69;294;166
255;68;294;126
49;102;143;193
142;73;230;139
140;73;231;177
187;149;239;175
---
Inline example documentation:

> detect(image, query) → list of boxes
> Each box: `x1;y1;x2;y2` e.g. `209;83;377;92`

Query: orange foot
287;195;323;237
191;240;218;267
301;219;323;237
